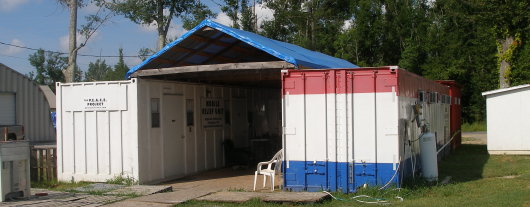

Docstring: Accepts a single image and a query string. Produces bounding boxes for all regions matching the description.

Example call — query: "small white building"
[482,84,530,155]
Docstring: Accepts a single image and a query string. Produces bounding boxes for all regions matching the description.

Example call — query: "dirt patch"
[461,131,487,145]
[498,175,519,179]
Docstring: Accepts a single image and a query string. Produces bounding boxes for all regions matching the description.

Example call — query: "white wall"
[283,92,399,165]
[486,87,530,154]
[398,95,450,174]
[56,80,139,182]
[136,79,280,184]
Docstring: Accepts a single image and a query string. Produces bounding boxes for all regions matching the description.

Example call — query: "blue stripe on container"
[283,160,412,193]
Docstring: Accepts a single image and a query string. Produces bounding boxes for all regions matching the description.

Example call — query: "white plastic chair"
[253,149,283,191]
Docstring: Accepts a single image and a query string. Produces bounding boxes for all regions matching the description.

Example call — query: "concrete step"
[196,191,330,203]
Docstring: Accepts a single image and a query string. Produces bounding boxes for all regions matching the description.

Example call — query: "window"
[186,99,194,126]
[418,91,425,103]
[430,92,436,103]
[151,98,160,128]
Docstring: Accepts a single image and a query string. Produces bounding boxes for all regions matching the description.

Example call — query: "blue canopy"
[126,19,358,78]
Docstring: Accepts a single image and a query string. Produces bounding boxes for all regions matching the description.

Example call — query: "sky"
[0,0,273,76]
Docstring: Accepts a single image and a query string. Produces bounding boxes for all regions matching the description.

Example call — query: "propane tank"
[420,132,438,182]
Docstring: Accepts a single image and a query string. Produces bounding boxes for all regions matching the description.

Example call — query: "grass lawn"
[462,122,487,132]
[180,144,530,207]
[31,180,92,192]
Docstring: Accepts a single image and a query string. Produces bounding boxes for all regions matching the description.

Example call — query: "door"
[231,98,248,148]
[162,94,185,179]
[0,93,15,125]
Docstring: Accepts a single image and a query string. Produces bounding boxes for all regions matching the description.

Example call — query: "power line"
[0,41,152,58]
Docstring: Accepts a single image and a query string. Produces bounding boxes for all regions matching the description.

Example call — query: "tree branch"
[163,3,177,36]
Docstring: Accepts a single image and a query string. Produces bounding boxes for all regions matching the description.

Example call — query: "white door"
[162,94,185,179]
[0,93,16,125]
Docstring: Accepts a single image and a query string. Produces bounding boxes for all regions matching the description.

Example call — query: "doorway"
[162,94,185,179]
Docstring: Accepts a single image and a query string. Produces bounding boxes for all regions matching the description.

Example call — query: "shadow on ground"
[160,168,255,185]
[403,144,490,188]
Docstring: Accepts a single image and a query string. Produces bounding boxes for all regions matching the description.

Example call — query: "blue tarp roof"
[126,19,358,78]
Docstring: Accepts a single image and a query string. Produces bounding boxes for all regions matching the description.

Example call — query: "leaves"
[27,49,82,90]
[182,1,216,30]
[258,0,528,122]
[104,0,195,49]
[28,49,67,87]
[84,59,112,81]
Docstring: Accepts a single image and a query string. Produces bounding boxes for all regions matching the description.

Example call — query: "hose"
[379,159,401,190]
[323,191,403,205]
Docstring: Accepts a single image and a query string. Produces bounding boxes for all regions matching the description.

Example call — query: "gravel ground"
[461,131,487,145]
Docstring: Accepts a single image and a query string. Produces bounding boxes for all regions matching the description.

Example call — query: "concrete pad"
[73,194,125,204]
[196,191,262,203]
[74,183,124,193]
[105,200,174,207]
[262,192,330,203]
[195,191,330,204]
[131,190,214,204]
[106,185,172,196]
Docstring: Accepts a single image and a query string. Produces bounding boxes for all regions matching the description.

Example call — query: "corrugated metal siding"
[0,63,55,142]
[281,68,452,192]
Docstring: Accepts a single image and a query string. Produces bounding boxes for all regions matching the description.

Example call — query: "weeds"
[106,173,138,186]
[461,121,486,132]
[31,180,92,191]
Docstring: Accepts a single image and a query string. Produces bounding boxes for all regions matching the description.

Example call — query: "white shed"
[482,84,530,155]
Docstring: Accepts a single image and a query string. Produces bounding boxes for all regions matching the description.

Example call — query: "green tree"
[510,31,530,86]
[478,0,529,88]
[182,1,216,30]
[219,0,256,32]
[28,49,67,90]
[138,47,154,61]
[221,0,241,28]
[104,0,195,50]
[240,0,256,32]
[58,0,111,82]
[105,48,130,80]
[335,0,384,66]
[85,59,112,81]
[262,0,351,52]
[421,0,497,122]
[27,49,82,91]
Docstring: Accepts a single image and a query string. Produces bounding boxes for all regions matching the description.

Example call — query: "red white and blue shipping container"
[281,66,460,192]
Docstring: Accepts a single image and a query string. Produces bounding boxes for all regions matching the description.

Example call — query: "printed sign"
[83,97,109,110]
[62,84,128,111]
[201,98,224,128]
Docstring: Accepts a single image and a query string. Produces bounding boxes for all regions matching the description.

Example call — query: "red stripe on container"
[282,67,398,95]
[282,67,450,98]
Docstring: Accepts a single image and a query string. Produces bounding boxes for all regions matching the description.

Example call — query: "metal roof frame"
[126,20,357,79]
